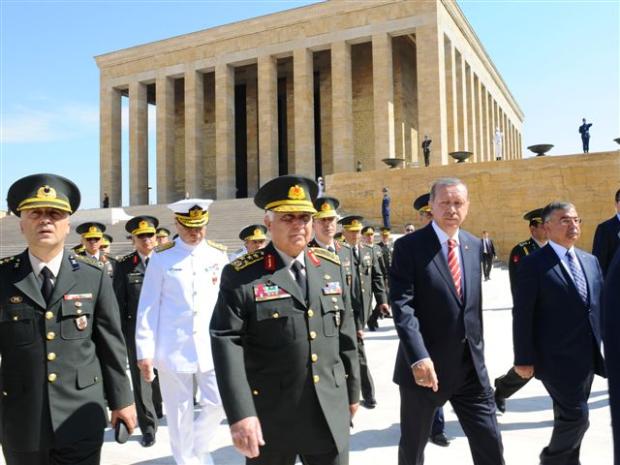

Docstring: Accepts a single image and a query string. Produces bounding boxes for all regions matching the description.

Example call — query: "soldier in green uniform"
[494,208,548,413]
[1,173,136,465]
[155,227,171,246]
[99,233,118,278]
[113,216,162,448]
[76,222,116,279]
[338,215,388,409]
[210,175,360,465]
[367,227,393,331]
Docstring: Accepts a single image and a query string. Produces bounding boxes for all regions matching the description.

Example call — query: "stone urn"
[382,157,405,169]
[527,144,554,156]
[614,137,620,145]
[449,151,473,163]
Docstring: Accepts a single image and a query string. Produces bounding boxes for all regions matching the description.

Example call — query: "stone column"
[215,63,236,199]
[455,51,468,152]
[475,75,485,162]
[185,65,205,198]
[258,55,279,185]
[331,40,353,173]
[416,23,448,165]
[293,47,316,178]
[372,33,395,168]
[490,98,497,160]
[100,82,122,206]
[466,64,476,160]
[444,38,458,155]
[156,73,175,203]
[129,81,148,205]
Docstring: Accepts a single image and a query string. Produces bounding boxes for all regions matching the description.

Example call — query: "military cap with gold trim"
[126,215,159,236]
[254,175,318,213]
[239,224,268,241]
[361,225,375,236]
[338,215,364,232]
[380,227,391,235]
[156,227,171,238]
[7,173,81,216]
[169,199,212,228]
[101,234,114,247]
[523,208,544,226]
[76,222,106,239]
[72,244,85,254]
[334,232,345,243]
[313,196,340,219]
[413,193,431,213]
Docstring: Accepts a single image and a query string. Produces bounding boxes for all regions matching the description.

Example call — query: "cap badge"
[88,226,98,234]
[351,219,361,227]
[138,220,148,229]
[288,185,306,200]
[253,228,262,237]
[36,185,57,200]
[189,207,203,218]
[321,202,330,212]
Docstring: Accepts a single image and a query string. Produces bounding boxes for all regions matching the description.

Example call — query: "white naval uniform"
[136,238,228,465]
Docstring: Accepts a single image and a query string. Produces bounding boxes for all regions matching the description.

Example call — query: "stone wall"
[326,151,620,261]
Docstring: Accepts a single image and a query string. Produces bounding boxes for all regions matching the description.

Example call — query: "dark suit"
[0,250,133,465]
[210,243,360,464]
[113,251,162,435]
[603,249,620,465]
[592,214,620,276]
[481,237,495,279]
[513,243,606,465]
[389,224,503,465]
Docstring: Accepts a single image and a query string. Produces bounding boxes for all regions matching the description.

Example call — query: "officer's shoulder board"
[311,247,341,265]
[0,255,19,268]
[73,254,104,269]
[117,252,135,263]
[155,241,176,253]
[340,242,351,249]
[231,250,265,271]
[207,240,228,252]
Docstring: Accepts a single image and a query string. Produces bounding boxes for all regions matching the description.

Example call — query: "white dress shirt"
[548,240,585,285]
[28,249,64,285]
[274,246,306,281]
[431,221,465,295]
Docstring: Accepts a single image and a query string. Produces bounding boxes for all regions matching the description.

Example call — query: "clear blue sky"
[1,0,618,210]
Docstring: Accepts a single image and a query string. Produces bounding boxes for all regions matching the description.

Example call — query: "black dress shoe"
[140,432,156,448]
[430,432,450,447]
[361,399,377,409]
[495,392,506,414]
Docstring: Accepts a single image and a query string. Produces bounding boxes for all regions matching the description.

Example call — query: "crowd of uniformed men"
[0,172,619,465]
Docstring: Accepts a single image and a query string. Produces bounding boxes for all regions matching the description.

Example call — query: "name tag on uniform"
[64,293,93,301]
[254,284,291,302]
[322,282,342,295]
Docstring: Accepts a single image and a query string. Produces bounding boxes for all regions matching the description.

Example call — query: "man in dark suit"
[480,231,496,280]
[1,173,136,465]
[390,177,504,465]
[513,201,606,465]
[592,188,620,276]
[603,249,620,464]
[113,215,163,448]
[210,175,360,465]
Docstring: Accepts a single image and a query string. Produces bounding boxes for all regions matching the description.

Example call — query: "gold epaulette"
[311,247,341,265]
[73,254,104,269]
[155,241,176,253]
[231,250,265,271]
[207,240,228,252]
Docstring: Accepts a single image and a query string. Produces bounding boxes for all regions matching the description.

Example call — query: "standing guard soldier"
[494,208,548,413]
[338,215,389,409]
[113,215,163,448]
[210,175,360,464]
[1,173,136,465]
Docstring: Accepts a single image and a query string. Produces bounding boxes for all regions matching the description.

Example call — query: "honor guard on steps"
[494,207,548,414]
[113,215,163,448]
[135,198,227,465]
[1,173,136,465]
[338,215,388,409]
[210,175,361,465]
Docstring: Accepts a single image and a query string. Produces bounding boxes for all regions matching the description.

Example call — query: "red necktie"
[447,239,462,300]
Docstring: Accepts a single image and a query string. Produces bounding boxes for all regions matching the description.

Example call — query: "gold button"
[311,353,318,363]
[334,305,339,310]
[94,376,99,382]
[307,309,314,318]
[47,352,56,361]
[309,331,317,340]
[252,389,259,396]
[272,312,280,319]
[75,301,82,308]
[313,375,320,383]
[2,391,7,396]
[331,297,337,303]
[12,315,18,321]
[76,309,82,315]
[45,311,54,320]
[48,373,57,383]
[46,331,56,341]
[324,274,331,280]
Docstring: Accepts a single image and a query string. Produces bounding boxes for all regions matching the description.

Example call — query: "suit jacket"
[592,215,620,276]
[513,244,606,383]
[0,250,132,451]
[481,238,496,256]
[389,224,490,397]
[210,243,360,454]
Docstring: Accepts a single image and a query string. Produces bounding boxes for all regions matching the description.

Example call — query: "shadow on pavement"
[350,423,400,451]
[498,420,554,431]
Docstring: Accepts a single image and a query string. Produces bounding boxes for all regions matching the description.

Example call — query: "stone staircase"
[0,198,265,259]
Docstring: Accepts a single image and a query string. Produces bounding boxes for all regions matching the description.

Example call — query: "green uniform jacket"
[0,250,133,451]
[210,243,360,455]
[113,251,146,337]
[349,244,388,330]
[508,238,541,297]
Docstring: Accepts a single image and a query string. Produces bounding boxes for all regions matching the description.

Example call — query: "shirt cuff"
[411,357,431,369]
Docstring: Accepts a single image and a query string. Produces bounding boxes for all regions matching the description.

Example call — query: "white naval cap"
[168,198,214,228]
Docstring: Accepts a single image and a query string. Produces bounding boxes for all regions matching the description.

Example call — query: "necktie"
[447,239,462,301]
[40,266,54,304]
[566,250,588,304]
[327,246,335,254]
[145,257,150,267]
[291,261,307,301]
[353,246,360,263]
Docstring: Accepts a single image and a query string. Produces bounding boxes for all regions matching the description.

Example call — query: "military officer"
[309,196,349,254]
[367,227,394,331]
[230,225,269,261]
[156,227,171,246]
[210,175,360,465]
[76,221,106,260]
[135,199,228,465]
[100,233,113,255]
[338,215,388,409]
[72,243,85,255]
[100,233,118,278]
[413,192,432,226]
[1,173,136,465]
[494,208,548,414]
[113,215,163,448]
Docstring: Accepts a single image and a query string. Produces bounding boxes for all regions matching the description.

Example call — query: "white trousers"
[158,369,223,465]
